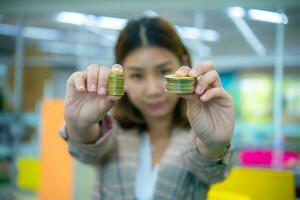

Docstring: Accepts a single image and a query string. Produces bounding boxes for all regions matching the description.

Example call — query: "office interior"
[0,0,299,199]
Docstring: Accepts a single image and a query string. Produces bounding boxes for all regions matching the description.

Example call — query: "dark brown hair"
[112,16,191,130]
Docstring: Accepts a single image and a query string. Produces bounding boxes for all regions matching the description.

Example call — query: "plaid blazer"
[60,115,232,200]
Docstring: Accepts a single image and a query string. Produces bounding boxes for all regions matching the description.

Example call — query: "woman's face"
[123,46,180,120]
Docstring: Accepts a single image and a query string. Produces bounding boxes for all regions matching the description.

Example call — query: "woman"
[61,16,235,199]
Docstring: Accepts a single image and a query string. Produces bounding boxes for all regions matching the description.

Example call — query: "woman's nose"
[145,76,164,96]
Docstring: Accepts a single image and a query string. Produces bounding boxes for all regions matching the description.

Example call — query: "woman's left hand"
[176,61,235,160]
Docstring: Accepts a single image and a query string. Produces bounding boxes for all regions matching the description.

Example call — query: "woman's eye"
[130,73,143,80]
[160,69,172,75]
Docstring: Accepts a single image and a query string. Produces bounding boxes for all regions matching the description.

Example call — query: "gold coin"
[165,74,196,94]
[108,71,124,96]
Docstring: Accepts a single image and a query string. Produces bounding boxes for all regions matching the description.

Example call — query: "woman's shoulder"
[170,127,193,147]
[109,115,141,146]
[172,127,192,136]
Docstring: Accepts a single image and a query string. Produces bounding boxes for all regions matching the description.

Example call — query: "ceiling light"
[248,9,288,24]
[227,7,246,18]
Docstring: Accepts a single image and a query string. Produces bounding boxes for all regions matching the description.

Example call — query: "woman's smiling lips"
[146,101,166,109]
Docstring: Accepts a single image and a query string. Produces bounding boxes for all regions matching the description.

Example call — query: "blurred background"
[0,0,299,199]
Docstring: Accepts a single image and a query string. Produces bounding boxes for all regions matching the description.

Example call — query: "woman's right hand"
[64,64,123,142]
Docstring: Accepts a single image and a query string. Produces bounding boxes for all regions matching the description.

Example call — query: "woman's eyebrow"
[126,67,143,71]
[126,60,172,71]
[155,60,172,69]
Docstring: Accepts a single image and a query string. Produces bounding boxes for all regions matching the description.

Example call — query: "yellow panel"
[209,167,295,200]
[17,157,40,192]
[208,190,251,200]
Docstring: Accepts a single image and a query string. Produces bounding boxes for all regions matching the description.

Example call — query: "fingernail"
[178,68,185,73]
[176,69,186,77]
[99,86,106,95]
[189,69,197,76]
[112,64,123,73]
[201,95,208,101]
[78,85,85,91]
[196,85,204,94]
[89,84,97,92]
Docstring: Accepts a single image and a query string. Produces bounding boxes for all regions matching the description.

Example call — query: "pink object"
[239,149,300,168]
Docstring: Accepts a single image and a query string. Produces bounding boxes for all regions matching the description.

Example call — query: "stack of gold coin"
[165,74,196,94]
[108,71,124,96]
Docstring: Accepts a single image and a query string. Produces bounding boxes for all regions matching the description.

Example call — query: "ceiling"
[0,0,300,70]
[1,0,300,14]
